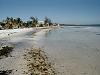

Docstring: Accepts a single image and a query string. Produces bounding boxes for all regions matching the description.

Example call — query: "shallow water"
[36,26,100,75]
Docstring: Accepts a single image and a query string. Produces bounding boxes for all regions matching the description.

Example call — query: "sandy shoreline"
[0,27,56,75]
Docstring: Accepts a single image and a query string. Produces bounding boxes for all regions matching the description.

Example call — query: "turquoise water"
[37,26,100,75]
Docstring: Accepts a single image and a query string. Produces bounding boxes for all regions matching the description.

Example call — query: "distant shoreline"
[60,24,100,26]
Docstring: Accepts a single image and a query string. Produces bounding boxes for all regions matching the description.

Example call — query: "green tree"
[30,16,38,27]
[16,18,23,28]
[4,17,13,29]
[26,21,32,27]
[44,17,52,26]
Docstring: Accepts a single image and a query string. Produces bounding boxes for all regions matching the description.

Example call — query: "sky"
[0,0,100,24]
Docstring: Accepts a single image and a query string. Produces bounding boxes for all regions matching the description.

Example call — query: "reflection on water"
[36,26,100,75]
[44,30,52,37]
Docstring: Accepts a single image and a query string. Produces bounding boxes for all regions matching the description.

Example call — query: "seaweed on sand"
[0,70,12,75]
[0,46,13,58]
[23,48,56,75]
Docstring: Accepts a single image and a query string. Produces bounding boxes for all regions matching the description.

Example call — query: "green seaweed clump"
[0,70,12,75]
[0,46,13,58]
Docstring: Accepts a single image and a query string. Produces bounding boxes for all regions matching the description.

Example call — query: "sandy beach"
[0,27,56,75]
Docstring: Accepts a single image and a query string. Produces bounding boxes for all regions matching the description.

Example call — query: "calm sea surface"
[36,26,100,75]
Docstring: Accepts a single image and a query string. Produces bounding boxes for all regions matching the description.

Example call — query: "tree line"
[0,16,52,29]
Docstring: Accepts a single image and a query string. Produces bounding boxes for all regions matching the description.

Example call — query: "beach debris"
[23,48,56,75]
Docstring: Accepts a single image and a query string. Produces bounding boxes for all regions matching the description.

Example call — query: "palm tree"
[44,17,52,27]
[16,18,23,28]
[26,21,32,27]
[4,17,13,29]
[30,16,38,27]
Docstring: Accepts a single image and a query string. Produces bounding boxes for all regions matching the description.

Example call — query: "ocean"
[36,26,100,75]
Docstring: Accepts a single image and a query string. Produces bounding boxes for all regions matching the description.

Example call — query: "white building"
[0,25,3,30]
[38,21,44,25]
[58,24,60,26]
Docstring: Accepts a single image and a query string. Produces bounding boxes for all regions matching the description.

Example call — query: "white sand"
[0,28,45,75]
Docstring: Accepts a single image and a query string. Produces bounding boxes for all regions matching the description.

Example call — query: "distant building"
[37,21,45,27]
[38,21,44,25]
[58,24,60,26]
[53,23,60,27]
[0,25,2,28]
